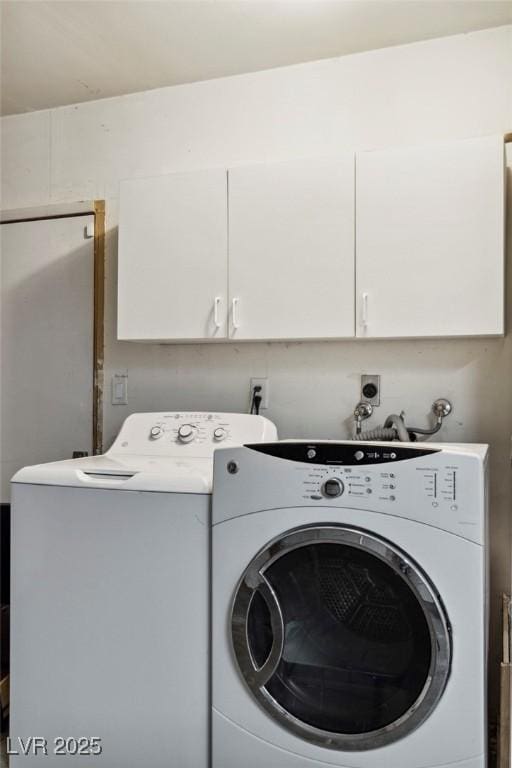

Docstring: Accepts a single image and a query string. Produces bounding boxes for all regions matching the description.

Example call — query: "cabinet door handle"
[361,292,369,330]
[232,298,240,330]
[213,296,222,329]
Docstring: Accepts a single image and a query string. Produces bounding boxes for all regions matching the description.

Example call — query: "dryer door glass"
[232,525,451,751]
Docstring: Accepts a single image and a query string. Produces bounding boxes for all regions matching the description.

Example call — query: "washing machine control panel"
[148,414,237,446]
[110,412,277,457]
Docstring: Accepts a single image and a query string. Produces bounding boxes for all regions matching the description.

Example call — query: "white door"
[228,156,355,340]
[118,169,228,341]
[356,135,505,338]
[0,215,94,502]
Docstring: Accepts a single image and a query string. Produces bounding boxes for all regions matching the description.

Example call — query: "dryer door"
[231,524,451,751]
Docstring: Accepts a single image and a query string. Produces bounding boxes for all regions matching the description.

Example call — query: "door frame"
[0,200,105,454]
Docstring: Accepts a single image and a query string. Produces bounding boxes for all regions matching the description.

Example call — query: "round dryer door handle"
[251,579,284,687]
[231,576,284,690]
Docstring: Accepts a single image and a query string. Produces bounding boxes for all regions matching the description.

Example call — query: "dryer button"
[322,478,344,498]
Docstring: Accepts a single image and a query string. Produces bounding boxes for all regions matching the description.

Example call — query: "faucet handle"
[354,402,373,435]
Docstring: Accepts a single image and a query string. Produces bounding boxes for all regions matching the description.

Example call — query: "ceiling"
[2,0,512,116]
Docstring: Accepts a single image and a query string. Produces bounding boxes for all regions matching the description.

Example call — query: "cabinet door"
[356,136,505,338]
[228,156,355,340]
[118,169,228,340]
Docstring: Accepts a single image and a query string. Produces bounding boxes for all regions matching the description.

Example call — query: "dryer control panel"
[109,412,277,457]
[246,441,465,510]
[301,465,399,504]
[296,463,459,509]
[246,441,438,465]
[217,440,488,543]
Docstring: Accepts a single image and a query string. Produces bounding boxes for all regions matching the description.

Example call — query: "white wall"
[2,25,512,723]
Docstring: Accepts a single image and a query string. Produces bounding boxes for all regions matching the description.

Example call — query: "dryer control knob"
[354,450,365,461]
[322,478,344,498]
[150,426,163,440]
[213,427,227,441]
[178,424,195,443]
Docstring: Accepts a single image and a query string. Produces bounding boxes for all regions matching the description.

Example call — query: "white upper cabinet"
[118,169,228,341]
[117,137,504,343]
[228,156,355,340]
[356,136,505,338]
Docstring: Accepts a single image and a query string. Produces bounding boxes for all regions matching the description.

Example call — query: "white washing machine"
[212,440,488,768]
[9,411,276,767]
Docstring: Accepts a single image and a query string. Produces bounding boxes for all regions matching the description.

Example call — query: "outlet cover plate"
[250,377,269,410]
[361,374,380,406]
[112,372,128,405]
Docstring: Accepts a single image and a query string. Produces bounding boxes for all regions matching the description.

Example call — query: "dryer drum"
[318,558,409,642]
[231,524,452,751]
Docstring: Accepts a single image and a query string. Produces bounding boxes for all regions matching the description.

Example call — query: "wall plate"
[112,372,128,405]
[361,374,380,406]
[250,377,269,409]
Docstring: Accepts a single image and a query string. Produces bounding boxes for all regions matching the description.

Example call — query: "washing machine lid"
[11,453,212,493]
[11,411,279,493]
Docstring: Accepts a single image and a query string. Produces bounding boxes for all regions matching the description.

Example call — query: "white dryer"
[212,440,488,768]
[10,411,276,767]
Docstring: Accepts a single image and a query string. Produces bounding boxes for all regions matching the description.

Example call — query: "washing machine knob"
[322,478,344,498]
[150,426,163,440]
[354,450,365,461]
[213,427,227,441]
[178,424,195,443]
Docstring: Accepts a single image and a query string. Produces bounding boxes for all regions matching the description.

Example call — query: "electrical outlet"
[361,374,380,406]
[250,378,269,410]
